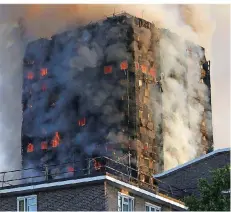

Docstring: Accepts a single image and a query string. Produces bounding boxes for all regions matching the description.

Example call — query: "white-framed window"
[145,202,161,211]
[17,195,37,212]
[118,192,134,211]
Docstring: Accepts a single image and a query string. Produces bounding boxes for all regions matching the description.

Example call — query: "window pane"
[151,207,155,211]
[123,204,129,211]
[18,200,24,212]
[123,197,128,203]
[128,198,132,211]
[25,198,27,211]
[27,197,36,206]
[118,195,122,211]
[146,206,150,211]
[27,204,37,212]
[27,197,37,212]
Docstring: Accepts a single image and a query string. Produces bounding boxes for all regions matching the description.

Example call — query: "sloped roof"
[154,148,230,178]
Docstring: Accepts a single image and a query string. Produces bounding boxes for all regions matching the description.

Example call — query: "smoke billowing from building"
[0,24,23,172]
[159,35,212,170]
[0,5,214,173]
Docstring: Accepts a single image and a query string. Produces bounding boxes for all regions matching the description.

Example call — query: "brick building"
[0,166,186,211]
[0,148,229,211]
[21,12,213,186]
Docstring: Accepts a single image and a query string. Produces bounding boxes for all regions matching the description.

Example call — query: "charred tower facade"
[21,13,213,183]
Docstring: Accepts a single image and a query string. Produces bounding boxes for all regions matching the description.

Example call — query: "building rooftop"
[0,156,185,209]
[154,148,230,178]
[152,148,230,198]
[0,172,186,210]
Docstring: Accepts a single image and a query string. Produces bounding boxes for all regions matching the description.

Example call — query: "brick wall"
[0,183,106,211]
[0,180,183,211]
[0,196,17,211]
[37,183,106,211]
[105,182,171,211]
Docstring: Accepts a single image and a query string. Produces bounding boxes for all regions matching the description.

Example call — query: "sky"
[210,5,230,149]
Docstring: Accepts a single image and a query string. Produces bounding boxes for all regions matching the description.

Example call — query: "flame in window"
[41,141,48,150]
[104,66,112,74]
[27,143,34,153]
[141,65,147,74]
[93,159,102,170]
[135,62,140,71]
[67,166,75,172]
[40,68,48,77]
[120,60,128,70]
[149,67,156,79]
[27,72,34,80]
[52,132,60,148]
[78,117,86,127]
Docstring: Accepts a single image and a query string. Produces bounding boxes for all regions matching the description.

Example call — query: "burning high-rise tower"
[21,12,213,184]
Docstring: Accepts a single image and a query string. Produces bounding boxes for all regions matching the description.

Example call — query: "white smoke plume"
[0,23,24,173]
[159,36,209,170]
[0,5,215,173]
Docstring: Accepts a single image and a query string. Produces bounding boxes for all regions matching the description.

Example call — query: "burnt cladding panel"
[23,38,51,66]
[21,15,137,176]
[132,19,165,175]
[22,38,52,168]
[96,16,136,162]
[89,16,137,176]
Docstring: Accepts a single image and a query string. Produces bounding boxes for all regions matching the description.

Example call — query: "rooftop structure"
[153,148,230,198]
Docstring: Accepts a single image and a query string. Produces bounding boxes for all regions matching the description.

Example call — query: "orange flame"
[67,166,75,172]
[141,65,147,74]
[104,65,112,74]
[149,67,156,78]
[27,72,34,80]
[120,60,128,70]
[27,143,34,152]
[52,132,60,148]
[41,141,48,150]
[135,62,140,71]
[93,159,102,170]
[78,117,86,126]
[40,68,48,77]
